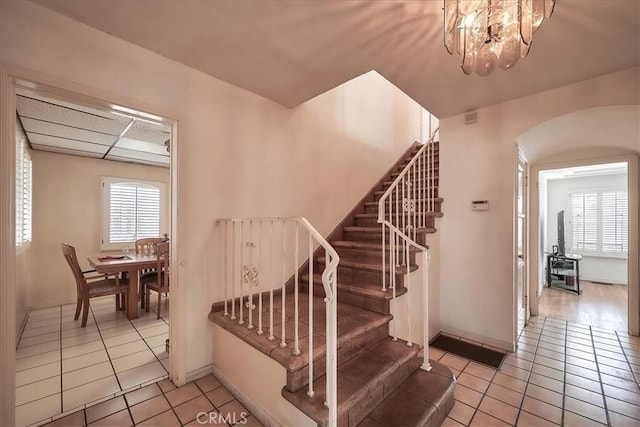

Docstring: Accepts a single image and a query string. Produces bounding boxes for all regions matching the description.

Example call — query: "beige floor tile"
[470,410,511,427]
[486,383,523,408]
[63,361,114,390]
[157,378,177,393]
[504,355,533,371]
[464,362,497,382]
[15,340,60,359]
[478,396,518,425]
[566,363,601,382]
[492,373,527,394]
[16,375,60,406]
[174,395,215,424]
[165,383,202,407]
[21,323,61,338]
[89,408,133,426]
[218,399,249,424]
[138,323,169,338]
[563,410,607,426]
[516,410,558,426]
[240,415,265,427]
[536,341,565,354]
[117,361,167,390]
[600,373,639,392]
[106,339,149,359]
[527,373,563,394]
[85,395,127,424]
[500,364,530,382]
[565,383,604,407]
[136,409,181,426]
[103,331,141,348]
[524,384,562,408]
[428,347,446,361]
[442,417,466,427]
[61,331,102,349]
[520,396,562,425]
[62,324,99,339]
[564,372,602,394]
[457,372,490,393]
[599,364,637,383]
[130,394,171,424]
[15,394,60,427]
[531,364,564,382]
[62,340,105,360]
[16,361,60,387]
[112,349,157,373]
[608,410,640,426]
[441,353,470,371]
[124,383,163,406]
[195,374,222,393]
[63,375,120,412]
[602,383,640,405]
[605,396,640,421]
[449,400,476,425]
[565,396,608,424]
[15,349,60,372]
[206,385,235,408]
[62,349,109,373]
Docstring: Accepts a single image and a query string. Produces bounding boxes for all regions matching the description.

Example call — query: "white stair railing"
[217,217,340,426]
[377,128,439,372]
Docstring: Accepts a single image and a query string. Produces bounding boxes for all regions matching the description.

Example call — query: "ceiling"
[16,91,171,167]
[32,0,640,118]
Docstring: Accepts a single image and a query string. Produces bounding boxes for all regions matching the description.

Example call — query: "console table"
[546,253,582,294]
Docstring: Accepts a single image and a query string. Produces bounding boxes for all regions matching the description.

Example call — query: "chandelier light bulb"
[444,0,555,76]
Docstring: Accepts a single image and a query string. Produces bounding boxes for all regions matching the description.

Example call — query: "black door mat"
[431,334,507,369]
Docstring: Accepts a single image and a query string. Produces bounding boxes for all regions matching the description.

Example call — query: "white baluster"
[280,222,287,348]
[421,250,432,371]
[231,221,237,321]
[223,221,228,316]
[293,221,300,356]
[307,234,315,397]
[269,221,275,341]
[257,221,264,335]
[239,221,244,325]
[406,240,413,347]
[248,221,254,330]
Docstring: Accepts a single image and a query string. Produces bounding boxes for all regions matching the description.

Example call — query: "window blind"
[15,136,32,246]
[602,191,628,253]
[108,182,161,243]
[571,192,597,252]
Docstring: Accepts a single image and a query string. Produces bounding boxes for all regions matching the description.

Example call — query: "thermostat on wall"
[471,200,489,211]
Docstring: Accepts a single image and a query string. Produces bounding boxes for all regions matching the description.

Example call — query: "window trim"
[101,176,166,250]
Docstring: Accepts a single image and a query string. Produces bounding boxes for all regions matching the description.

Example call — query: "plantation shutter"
[15,137,32,245]
[571,192,597,252]
[108,182,161,243]
[602,191,628,253]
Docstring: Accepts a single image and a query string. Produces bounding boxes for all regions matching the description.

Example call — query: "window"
[102,177,165,249]
[570,188,627,256]
[16,132,32,246]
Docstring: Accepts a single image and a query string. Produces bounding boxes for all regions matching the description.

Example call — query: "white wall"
[546,173,628,285]
[439,68,639,350]
[30,150,170,308]
[0,0,422,379]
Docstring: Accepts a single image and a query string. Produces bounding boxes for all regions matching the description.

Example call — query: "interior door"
[517,150,529,334]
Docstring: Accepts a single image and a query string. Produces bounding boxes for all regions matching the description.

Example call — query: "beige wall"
[30,150,170,308]
[439,68,640,350]
[0,1,422,378]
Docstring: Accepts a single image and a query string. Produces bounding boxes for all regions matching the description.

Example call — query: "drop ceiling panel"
[20,117,117,146]
[31,144,105,159]
[27,133,110,155]
[16,96,130,136]
[115,137,169,156]
[107,147,169,165]
[122,124,170,145]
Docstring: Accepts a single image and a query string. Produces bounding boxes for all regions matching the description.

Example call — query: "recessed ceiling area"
[541,162,628,181]
[16,90,171,168]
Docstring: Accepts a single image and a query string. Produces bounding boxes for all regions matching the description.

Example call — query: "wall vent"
[464,111,478,125]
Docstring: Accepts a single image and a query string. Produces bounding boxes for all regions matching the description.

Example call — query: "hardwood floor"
[538,280,628,332]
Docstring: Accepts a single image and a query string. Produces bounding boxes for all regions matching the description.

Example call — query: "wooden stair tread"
[343,226,437,235]
[331,240,428,251]
[365,198,443,207]
[353,213,442,220]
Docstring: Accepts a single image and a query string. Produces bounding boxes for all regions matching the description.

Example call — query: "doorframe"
[0,62,186,426]
[514,147,529,342]
[529,154,639,335]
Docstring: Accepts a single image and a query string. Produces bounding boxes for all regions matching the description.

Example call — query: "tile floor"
[18,309,640,426]
[15,295,170,427]
[440,316,640,427]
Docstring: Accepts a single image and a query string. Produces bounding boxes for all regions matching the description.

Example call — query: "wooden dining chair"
[135,237,165,308]
[61,243,129,327]
[145,241,169,319]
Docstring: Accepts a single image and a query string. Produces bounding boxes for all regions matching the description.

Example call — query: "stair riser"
[303,282,391,315]
[331,247,418,265]
[355,216,435,229]
[338,266,407,288]
[364,202,442,215]
[398,158,439,170]
[390,171,439,179]
[285,323,390,393]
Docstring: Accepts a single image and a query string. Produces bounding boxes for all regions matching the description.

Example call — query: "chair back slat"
[154,242,170,289]
[61,243,88,297]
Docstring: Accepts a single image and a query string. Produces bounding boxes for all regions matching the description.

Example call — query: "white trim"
[0,63,184,427]
[530,154,639,336]
[211,363,279,427]
[184,364,214,384]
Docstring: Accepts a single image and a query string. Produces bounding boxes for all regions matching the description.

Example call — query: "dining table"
[87,252,158,320]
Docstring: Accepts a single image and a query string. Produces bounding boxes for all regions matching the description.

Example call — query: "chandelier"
[444,0,555,76]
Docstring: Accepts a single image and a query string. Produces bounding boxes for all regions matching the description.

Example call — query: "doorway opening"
[537,162,629,331]
[12,81,176,426]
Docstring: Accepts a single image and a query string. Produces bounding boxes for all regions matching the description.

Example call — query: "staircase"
[209,138,454,426]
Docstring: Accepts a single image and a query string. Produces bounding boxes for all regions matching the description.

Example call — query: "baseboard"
[184,364,214,384]
[211,364,280,427]
[438,327,514,353]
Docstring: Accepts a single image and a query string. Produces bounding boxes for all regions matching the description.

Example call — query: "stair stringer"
[211,323,315,427]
